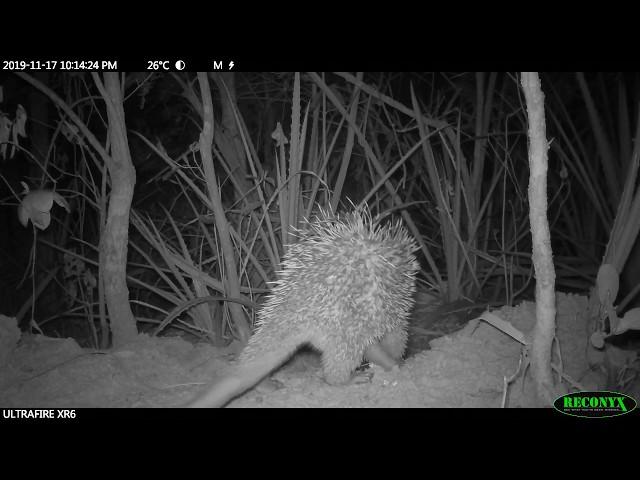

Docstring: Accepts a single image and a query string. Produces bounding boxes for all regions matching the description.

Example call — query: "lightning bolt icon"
[229,61,234,70]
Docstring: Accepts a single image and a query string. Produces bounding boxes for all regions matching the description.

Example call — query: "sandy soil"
[1,293,638,408]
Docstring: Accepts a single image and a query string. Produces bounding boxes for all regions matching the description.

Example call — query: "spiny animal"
[188,207,419,407]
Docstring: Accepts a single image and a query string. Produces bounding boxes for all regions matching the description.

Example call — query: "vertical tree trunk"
[520,72,558,405]
[97,73,138,346]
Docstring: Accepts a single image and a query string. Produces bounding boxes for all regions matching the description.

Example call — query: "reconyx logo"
[554,391,637,418]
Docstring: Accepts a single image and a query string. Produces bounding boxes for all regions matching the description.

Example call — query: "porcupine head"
[238,206,420,386]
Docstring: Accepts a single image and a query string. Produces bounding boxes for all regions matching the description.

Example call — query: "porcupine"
[188,207,419,407]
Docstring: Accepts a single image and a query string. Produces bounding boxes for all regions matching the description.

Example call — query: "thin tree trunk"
[521,72,558,405]
[95,73,138,346]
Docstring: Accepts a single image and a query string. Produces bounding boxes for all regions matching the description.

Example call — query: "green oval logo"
[554,391,637,418]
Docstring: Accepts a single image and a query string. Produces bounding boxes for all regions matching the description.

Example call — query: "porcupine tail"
[187,329,306,408]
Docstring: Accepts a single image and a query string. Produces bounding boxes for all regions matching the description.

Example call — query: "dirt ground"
[1,292,638,408]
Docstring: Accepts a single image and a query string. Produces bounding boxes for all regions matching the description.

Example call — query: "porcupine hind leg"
[319,339,399,387]
[378,322,409,362]
[317,329,406,386]
[363,341,399,370]
[319,339,367,385]
[361,324,409,371]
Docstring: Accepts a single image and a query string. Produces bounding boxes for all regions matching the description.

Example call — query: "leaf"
[51,191,71,212]
[19,206,50,230]
[10,118,20,158]
[473,311,528,345]
[613,308,640,335]
[0,115,11,160]
[590,331,606,349]
[596,263,619,304]
[17,189,70,230]
[271,122,288,146]
[15,104,27,137]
